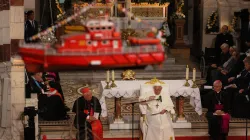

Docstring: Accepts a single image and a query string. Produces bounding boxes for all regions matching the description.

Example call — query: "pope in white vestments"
[139,83,175,140]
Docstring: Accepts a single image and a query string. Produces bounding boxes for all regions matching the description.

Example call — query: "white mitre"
[154,82,162,86]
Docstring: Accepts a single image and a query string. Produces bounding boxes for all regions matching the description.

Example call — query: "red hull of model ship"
[19,48,165,72]
[20,18,166,72]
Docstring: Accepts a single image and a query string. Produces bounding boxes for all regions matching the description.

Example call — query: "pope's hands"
[149,96,156,101]
[87,116,97,122]
[160,109,167,114]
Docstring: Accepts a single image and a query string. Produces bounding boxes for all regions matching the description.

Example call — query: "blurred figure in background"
[25,10,39,43]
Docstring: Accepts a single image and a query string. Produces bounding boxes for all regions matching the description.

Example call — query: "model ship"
[19,17,165,72]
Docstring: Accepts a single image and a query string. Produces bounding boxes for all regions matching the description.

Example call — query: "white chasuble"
[139,91,175,140]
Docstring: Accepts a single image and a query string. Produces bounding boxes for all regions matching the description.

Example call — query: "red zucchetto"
[80,87,90,95]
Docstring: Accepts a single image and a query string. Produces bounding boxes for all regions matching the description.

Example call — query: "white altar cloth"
[99,80,202,117]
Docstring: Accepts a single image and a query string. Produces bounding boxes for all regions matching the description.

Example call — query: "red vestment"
[91,120,103,140]
[84,108,103,140]
[48,88,63,101]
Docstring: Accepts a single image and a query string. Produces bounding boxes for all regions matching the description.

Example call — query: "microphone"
[157,96,162,102]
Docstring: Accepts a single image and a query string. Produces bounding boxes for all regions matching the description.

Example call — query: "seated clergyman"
[72,87,103,140]
[139,82,175,140]
[205,80,230,140]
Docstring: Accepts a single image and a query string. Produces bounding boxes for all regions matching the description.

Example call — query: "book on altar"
[94,112,100,119]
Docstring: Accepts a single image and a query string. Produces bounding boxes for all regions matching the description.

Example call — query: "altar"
[99,80,202,129]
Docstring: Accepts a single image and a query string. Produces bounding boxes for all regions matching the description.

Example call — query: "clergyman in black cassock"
[214,25,234,61]
[205,80,230,140]
[72,87,102,140]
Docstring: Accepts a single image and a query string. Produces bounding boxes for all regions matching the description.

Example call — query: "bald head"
[221,43,229,54]
[213,80,222,92]
[244,56,250,71]
[221,25,228,34]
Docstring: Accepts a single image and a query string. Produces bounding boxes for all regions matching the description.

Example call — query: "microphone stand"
[246,95,250,140]
[246,117,248,140]
[107,96,162,140]
[125,98,161,140]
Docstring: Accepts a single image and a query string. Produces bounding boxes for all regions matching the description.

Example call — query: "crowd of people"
[25,71,103,140]
[203,22,250,140]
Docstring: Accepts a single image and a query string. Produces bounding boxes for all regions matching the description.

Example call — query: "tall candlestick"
[107,70,110,82]
[112,70,115,81]
[186,65,189,80]
[193,68,196,81]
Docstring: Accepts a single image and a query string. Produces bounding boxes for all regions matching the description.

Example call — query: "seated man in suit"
[25,72,45,98]
[225,56,250,113]
[25,72,67,121]
[210,50,239,83]
[219,53,246,85]
[206,43,231,85]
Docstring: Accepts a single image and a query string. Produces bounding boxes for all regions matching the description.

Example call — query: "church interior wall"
[202,0,250,50]
[201,0,218,51]
[24,0,40,22]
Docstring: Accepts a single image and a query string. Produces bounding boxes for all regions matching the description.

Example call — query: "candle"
[186,65,189,80]
[193,68,196,81]
[106,70,110,82]
[112,70,115,81]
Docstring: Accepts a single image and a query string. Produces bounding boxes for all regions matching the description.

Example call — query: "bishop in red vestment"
[72,87,103,140]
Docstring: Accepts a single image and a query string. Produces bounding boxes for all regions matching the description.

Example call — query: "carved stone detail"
[132,8,163,17]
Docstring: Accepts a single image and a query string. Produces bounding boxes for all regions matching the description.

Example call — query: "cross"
[156,103,159,108]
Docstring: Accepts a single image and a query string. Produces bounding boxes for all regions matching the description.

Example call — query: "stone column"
[11,57,26,140]
[0,0,11,62]
[26,94,38,140]
[0,62,12,140]
[10,0,25,56]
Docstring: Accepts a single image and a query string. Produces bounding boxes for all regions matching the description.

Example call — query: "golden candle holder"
[110,80,117,88]
[191,80,198,88]
[183,79,190,87]
[104,81,111,89]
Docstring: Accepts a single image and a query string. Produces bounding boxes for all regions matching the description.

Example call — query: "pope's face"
[153,86,162,95]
